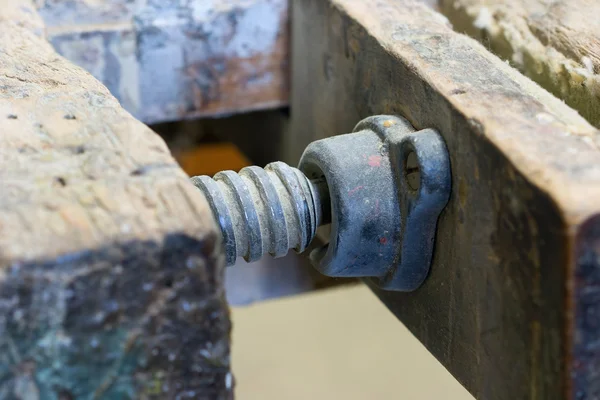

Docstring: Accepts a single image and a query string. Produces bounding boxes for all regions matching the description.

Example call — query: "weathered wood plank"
[286,0,600,398]
[0,2,231,398]
[439,0,600,128]
[36,0,289,124]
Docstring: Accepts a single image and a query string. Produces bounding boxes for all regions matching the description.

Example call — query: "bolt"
[192,162,330,266]
[191,115,450,292]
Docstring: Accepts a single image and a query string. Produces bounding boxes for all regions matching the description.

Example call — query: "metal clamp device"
[192,115,451,291]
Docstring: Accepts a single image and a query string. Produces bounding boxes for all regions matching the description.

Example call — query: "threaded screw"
[191,162,329,266]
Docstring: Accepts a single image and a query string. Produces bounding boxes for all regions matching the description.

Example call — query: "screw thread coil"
[191,162,325,266]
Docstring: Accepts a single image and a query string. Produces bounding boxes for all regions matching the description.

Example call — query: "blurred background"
[153,110,473,400]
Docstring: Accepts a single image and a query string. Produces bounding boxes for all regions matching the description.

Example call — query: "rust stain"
[43,1,290,124]
[183,47,288,120]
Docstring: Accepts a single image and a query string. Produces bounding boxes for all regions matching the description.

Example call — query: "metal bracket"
[193,115,451,291]
[299,115,451,291]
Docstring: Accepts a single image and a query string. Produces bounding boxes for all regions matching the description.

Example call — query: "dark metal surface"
[300,115,451,291]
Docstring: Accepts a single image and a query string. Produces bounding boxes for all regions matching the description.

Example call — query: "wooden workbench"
[2,0,600,398]
[286,0,600,399]
[0,2,230,398]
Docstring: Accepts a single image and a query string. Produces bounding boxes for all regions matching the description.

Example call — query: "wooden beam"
[439,0,600,128]
[0,2,230,398]
[286,0,600,398]
[36,0,289,124]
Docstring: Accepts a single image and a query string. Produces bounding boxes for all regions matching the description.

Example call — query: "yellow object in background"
[177,143,251,177]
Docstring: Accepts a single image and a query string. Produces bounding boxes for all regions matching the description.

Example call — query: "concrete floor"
[231,285,473,399]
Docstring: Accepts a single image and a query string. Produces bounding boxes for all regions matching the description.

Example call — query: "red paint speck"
[348,185,364,196]
[379,237,387,245]
[368,155,382,167]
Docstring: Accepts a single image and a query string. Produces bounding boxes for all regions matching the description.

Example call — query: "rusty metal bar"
[38,0,289,124]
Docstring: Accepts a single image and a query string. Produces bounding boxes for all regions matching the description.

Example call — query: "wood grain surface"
[439,0,600,128]
[0,2,231,398]
[287,0,600,398]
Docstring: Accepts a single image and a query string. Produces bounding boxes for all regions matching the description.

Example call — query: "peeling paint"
[223,2,282,58]
[37,0,289,124]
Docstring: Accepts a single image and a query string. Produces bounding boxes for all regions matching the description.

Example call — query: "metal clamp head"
[299,115,451,291]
